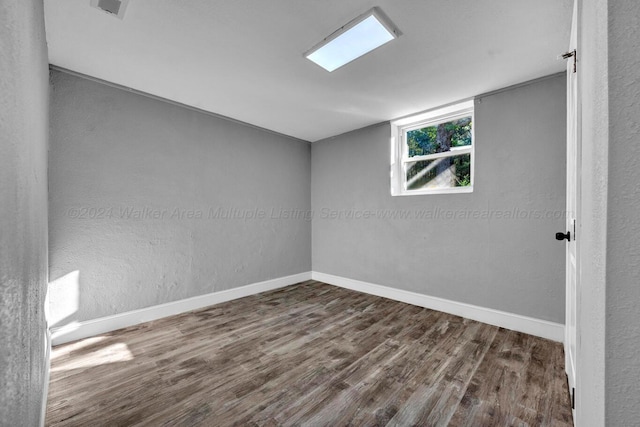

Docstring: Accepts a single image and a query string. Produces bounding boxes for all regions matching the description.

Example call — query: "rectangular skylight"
[305,8,399,72]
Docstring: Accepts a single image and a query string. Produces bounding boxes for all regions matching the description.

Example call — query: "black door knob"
[556,231,571,241]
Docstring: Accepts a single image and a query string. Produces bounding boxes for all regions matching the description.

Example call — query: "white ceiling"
[44,0,573,142]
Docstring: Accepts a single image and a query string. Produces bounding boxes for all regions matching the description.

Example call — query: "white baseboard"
[311,272,564,342]
[50,271,563,345]
[51,272,312,346]
[40,328,50,427]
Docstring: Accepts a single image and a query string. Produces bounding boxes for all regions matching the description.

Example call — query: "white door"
[563,1,580,408]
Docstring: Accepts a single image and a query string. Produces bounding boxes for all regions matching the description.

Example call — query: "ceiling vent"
[90,0,129,19]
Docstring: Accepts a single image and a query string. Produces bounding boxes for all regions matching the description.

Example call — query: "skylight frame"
[304,7,401,72]
[90,0,130,20]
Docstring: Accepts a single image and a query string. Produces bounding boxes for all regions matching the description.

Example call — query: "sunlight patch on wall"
[48,270,80,329]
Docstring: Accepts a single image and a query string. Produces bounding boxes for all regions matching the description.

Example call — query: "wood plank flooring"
[46,281,573,426]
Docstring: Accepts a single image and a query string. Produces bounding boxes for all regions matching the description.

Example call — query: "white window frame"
[390,100,475,196]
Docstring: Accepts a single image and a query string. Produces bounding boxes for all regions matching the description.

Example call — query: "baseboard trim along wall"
[311,272,564,342]
[40,328,51,427]
[50,272,312,346]
[50,270,563,346]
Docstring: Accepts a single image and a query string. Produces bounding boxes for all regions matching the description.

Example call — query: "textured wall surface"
[49,70,311,323]
[0,0,50,425]
[605,0,640,423]
[576,0,608,423]
[312,75,567,323]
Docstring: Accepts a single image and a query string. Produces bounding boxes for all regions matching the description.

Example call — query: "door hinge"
[560,49,577,73]
[571,387,575,409]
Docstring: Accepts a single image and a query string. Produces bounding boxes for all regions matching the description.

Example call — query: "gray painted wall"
[605,0,640,423]
[576,0,608,423]
[49,70,311,323]
[312,75,567,323]
[0,0,50,425]
[578,0,640,423]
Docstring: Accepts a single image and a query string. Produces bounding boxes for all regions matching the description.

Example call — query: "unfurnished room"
[1,0,639,426]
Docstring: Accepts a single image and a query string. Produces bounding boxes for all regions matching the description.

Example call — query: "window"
[391,100,474,196]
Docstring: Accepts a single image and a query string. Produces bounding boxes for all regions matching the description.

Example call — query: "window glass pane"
[406,153,471,190]
[406,116,472,158]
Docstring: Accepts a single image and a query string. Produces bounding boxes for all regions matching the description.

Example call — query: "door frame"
[564,0,581,416]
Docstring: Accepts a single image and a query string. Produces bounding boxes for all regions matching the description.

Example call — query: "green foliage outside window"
[406,117,472,187]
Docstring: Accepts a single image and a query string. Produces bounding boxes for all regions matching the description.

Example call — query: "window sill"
[391,186,474,197]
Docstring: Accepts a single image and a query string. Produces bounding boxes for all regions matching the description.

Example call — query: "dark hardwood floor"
[46,280,573,426]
